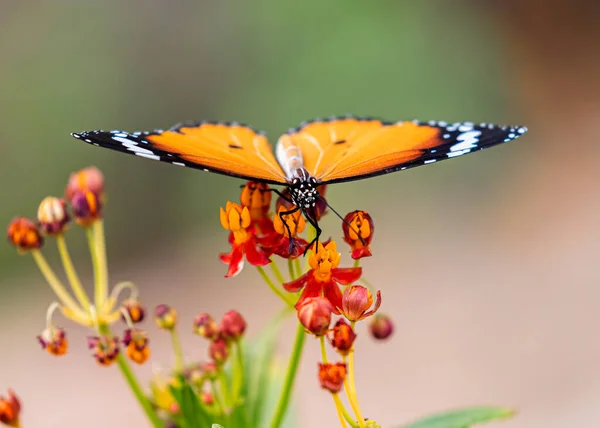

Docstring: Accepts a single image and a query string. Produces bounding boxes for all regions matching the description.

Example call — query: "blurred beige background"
[2,1,600,427]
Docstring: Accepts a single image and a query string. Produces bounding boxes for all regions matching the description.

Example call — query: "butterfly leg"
[301,208,322,257]
[278,206,300,253]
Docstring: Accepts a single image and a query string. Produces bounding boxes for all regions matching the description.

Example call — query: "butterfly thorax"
[289,168,319,210]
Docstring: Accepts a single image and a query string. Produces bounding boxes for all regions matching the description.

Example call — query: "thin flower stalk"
[170,329,185,372]
[256,266,296,307]
[56,234,91,311]
[343,326,366,428]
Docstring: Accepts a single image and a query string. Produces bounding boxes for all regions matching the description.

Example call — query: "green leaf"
[400,406,515,428]
[168,374,214,428]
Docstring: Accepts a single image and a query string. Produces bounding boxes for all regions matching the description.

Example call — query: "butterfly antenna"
[322,198,366,246]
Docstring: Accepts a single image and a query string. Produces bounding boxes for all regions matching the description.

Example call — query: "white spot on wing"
[172,162,185,167]
[136,152,160,160]
[113,136,158,156]
[424,159,437,164]
[449,130,482,152]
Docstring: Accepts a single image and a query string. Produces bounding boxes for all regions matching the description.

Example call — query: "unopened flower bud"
[369,314,394,340]
[329,319,356,356]
[193,313,218,340]
[37,326,68,356]
[37,197,70,235]
[318,362,347,393]
[7,217,43,251]
[71,190,102,226]
[201,392,214,405]
[0,389,21,427]
[219,310,246,341]
[121,298,145,324]
[123,329,150,364]
[342,210,374,259]
[209,338,229,365]
[297,297,332,336]
[65,166,104,201]
[341,285,381,322]
[87,335,120,366]
[154,304,177,330]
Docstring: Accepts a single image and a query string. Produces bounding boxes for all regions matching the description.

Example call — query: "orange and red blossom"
[341,285,381,322]
[318,362,347,393]
[7,217,43,251]
[297,297,332,336]
[193,313,219,340]
[87,335,120,366]
[65,166,104,201]
[329,319,356,355]
[220,310,246,341]
[70,190,102,226]
[370,313,394,340]
[37,197,70,235]
[0,389,20,427]
[37,326,68,356]
[342,210,374,259]
[260,206,308,259]
[123,329,150,364]
[283,241,362,314]
[240,181,272,222]
[219,201,270,278]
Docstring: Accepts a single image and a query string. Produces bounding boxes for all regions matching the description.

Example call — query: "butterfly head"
[289,175,319,210]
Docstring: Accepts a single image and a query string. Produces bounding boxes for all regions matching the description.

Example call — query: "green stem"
[56,234,91,311]
[218,369,232,408]
[99,325,162,427]
[269,322,306,428]
[257,266,295,307]
[287,259,295,281]
[211,380,226,416]
[231,340,244,403]
[170,329,185,372]
[333,393,360,428]
[270,261,286,285]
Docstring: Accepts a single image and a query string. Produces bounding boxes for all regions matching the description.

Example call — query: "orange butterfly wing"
[282,117,526,184]
[72,122,287,184]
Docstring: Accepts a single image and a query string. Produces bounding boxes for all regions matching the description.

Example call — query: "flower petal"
[361,290,382,319]
[244,239,270,267]
[283,271,312,292]
[332,267,362,285]
[323,282,344,315]
[225,246,245,278]
[351,247,372,260]
[294,279,322,309]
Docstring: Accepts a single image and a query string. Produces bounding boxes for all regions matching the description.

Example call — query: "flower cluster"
[6,167,149,368]
[218,181,395,427]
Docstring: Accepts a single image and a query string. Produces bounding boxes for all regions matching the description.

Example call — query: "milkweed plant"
[2,167,516,428]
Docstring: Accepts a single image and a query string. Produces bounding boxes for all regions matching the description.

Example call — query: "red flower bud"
[0,389,21,427]
[70,190,102,226]
[7,217,43,251]
[340,285,381,322]
[65,166,104,201]
[201,392,214,405]
[369,314,394,340]
[37,327,68,356]
[318,362,347,393]
[154,304,177,330]
[342,210,374,259]
[297,297,333,336]
[193,313,219,340]
[209,338,229,365]
[37,197,70,235]
[328,319,356,356]
[219,310,246,341]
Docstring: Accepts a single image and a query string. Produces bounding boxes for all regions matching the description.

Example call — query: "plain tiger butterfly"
[72,116,527,244]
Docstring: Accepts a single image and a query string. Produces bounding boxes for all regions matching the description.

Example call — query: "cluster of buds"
[193,310,247,366]
[7,166,151,368]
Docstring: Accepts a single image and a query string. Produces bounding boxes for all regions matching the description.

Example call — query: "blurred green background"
[2,1,600,427]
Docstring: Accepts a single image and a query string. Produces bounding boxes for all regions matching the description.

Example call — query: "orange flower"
[65,166,104,201]
[87,335,119,366]
[219,201,270,277]
[37,327,68,356]
[121,298,145,324]
[240,181,272,222]
[283,241,361,314]
[342,210,374,259]
[7,217,43,251]
[123,329,150,365]
[0,389,20,427]
[318,362,347,393]
[328,319,356,355]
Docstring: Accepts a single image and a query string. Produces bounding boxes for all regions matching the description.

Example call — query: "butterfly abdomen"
[276,134,307,182]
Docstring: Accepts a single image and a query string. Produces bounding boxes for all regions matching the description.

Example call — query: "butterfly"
[72,116,527,246]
